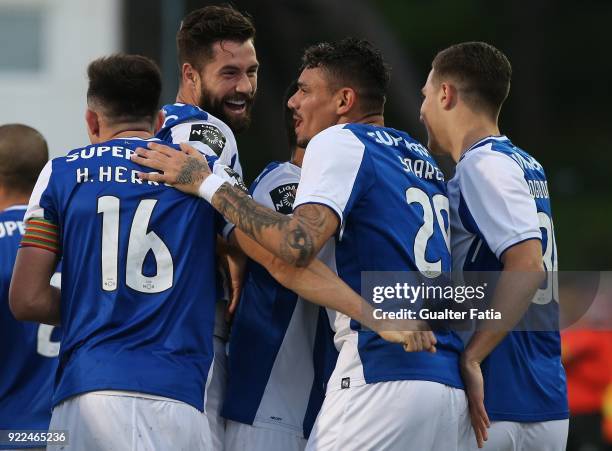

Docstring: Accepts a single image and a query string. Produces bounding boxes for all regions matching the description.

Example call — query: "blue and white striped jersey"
[448,135,568,421]
[294,123,464,392]
[222,161,338,439]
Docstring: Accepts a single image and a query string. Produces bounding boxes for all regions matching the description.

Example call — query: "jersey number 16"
[97,196,174,294]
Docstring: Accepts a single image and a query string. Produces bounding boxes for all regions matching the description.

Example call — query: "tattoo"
[176,157,208,186]
[213,184,335,267]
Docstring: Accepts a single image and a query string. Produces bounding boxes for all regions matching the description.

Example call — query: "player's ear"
[336,87,356,116]
[440,81,457,110]
[182,63,199,87]
[154,110,164,134]
[85,109,100,141]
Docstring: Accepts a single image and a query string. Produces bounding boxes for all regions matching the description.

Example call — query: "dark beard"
[198,90,253,134]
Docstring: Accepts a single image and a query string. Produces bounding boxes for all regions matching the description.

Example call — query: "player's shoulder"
[158,103,236,158]
[339,123,435,161]
[0,205,27,222]
[460,135,544,175]
[250,161,300,195]
[161,102,208,125]
[251,161,300,213]
[305,124,365,159]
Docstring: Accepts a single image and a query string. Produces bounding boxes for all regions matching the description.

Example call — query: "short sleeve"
[293,125,370,225]
[22,160,61,254]
[458,150,541,259]
[25,160,57,223]
[250,165,300,214]
[169,119,242,178]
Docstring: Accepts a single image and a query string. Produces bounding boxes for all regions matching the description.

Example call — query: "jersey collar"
[2,204,28,212]
[460,135,508,161]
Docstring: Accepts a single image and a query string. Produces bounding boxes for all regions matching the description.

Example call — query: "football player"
[154,8,258,447]
[133,38,471,450]
[0,124,60,451]
[420,41,569,450]
[9,54,236,450]
[222,81,337,451]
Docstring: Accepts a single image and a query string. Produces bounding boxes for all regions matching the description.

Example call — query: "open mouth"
[294,116,302,130]
[224,99,247,114]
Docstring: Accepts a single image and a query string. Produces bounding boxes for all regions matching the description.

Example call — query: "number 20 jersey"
[24,137,222,411]
[448,135,568,421]
[293,123,464,392]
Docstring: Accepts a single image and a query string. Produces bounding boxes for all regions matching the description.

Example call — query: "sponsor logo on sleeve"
[269,183,298,214]
[223,167,248,193]
[189,124,226,156]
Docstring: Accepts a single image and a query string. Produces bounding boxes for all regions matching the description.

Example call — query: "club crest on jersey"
[189,124,226,156]
[269,183,297,214]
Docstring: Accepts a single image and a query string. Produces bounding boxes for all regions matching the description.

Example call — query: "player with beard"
[133,38,470,450]
[154,5,258,450]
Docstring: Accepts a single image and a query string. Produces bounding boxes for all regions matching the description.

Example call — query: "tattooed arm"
[132,142,338,266]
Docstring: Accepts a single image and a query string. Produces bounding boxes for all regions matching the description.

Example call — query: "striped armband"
[20,218,60,254]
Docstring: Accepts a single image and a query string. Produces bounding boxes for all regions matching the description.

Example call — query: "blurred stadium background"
[0,1,610,449]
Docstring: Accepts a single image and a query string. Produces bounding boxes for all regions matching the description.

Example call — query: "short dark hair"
[87,54,161,125]
[432,42,512,118]
[0,124,48,194]
[283,79,299,149]
[300,37,390,114]
[177,5,255,71]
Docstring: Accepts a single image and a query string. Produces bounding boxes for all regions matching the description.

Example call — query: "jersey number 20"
[406,187,450,277]
[97,196,173,294]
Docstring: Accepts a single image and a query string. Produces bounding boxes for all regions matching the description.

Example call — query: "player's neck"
[99,124,154,142]
[451,117,500,162]
[339,111,384,127]
[176,86,196,106]
[0,189,30,211]
[291,146,306,167]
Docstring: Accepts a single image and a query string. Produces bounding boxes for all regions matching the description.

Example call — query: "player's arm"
[229,228,436,353]
[9,160,63,326]
[457,151,546,447]
[10,245,61,326]
[132,143,338,267]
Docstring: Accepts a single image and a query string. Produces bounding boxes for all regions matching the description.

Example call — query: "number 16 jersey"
[23,137,223,411]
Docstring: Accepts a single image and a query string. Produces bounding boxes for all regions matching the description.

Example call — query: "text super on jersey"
[25,137,222,411]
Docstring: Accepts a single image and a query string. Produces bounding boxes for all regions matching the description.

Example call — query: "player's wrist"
[198,173,225,202]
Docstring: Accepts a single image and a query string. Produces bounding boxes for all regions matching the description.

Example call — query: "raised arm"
[132,142,338,267]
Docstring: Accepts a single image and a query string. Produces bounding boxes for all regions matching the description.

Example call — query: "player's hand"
[377,320,437,352]
[460,354,490,448]
[225,248,247,322]
[132,142,211,195]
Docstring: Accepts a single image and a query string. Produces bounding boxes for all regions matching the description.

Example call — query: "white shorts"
[225,420,307,451]
[481,419,568,451]
[306,380,471,451]
[206,335,228,451]
[47,391,211,451]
